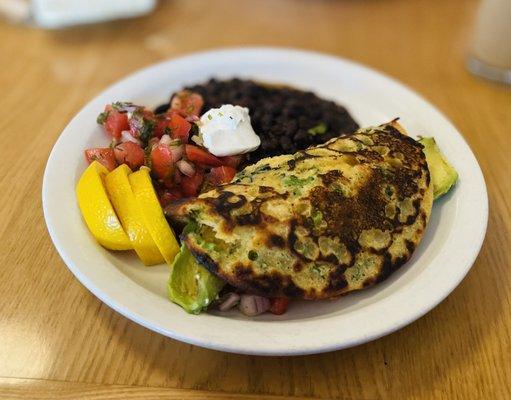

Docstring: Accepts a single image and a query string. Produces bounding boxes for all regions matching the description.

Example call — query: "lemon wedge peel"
[129,167,180,265]
[76,161,132,250]
[105,164,165,266]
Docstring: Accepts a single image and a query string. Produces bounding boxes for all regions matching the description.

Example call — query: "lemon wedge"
[76,161,132,250]
[105,165,165,265]
[129,167,180,264]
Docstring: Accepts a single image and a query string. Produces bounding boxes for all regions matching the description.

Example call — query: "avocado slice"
[168,241,225,315]
[419,137,458,199]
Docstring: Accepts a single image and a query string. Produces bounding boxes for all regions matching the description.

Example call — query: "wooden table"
[1,0,510,398]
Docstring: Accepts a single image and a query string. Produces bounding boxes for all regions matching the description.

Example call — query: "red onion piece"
[239,295,270,316]
[147,137,159,150]
[159,134,172,146]
[218,293,241,311]
[121,130,142,145]
[186,115,200,123]
[174,169,182,184]
[176,159,195,177]
[169,144,184,161]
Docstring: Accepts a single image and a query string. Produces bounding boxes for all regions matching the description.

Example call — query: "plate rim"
[42,46,488,356]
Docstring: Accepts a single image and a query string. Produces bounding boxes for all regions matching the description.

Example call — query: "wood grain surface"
[1,0,510,399]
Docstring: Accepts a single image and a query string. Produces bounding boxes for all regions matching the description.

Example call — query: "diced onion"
[169,144,184,161]
[218,293,241,311]
[186,115,200,123]
[176,159,195,177]
[239,295,270,316]
[121,130,141,145]
[160,134,172,146]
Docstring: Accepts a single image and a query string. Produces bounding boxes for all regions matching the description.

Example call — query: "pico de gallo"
[85,91,243,208]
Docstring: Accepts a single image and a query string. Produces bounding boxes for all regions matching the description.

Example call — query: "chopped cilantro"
[96,111,109,125]
[254,164,271,173]
[312,210,323,226]
[111,101,135,112]
[207,114,213,120]
[190,123,199,135]
[284,175,314,187]
[182,222,198,235]
[284,175,315,196]
[307,122,327,136]
[140,118,155,142]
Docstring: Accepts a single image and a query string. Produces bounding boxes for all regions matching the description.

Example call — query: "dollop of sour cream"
[199,104,261,157]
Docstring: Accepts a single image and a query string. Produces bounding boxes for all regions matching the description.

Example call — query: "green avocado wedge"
[168,241,225,315]
[419,137,458,199]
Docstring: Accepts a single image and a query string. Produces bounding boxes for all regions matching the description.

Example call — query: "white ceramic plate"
[42,48,488,356]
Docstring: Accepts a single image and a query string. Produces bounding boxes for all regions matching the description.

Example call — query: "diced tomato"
[154,116,169,138]
[219,155,243,169]
[153,113,191,142]
[168,113,191,142]
[185,145,222,167]
[170,90,204,117]
[150,144,174,179]
[209,166,237,185]
[113,142,145,170]
[85,147,117,171]
[99,105,129,141]
[181,169,204,197]
[269,298,290,315]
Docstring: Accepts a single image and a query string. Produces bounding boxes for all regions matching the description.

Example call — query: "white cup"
[467,0,511,84]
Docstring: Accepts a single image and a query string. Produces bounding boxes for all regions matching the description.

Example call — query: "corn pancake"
[166,121,433,299]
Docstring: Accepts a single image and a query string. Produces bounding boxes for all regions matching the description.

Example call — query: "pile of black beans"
[156,78,359,164]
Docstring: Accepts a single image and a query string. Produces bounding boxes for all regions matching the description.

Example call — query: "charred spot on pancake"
[282,280,305,298]
[309,169,396,251]
[234,263,253,279]
[320,170,344,186]
[322,254,339,264]
[293,262,303,272]
[354,148,383,163]
[236,212,262,225]
[376,252,393,282]
[287,158,296,170]
[188,245,219,273]
[293,151,317,163]
[424,167,431,186]
[268,234,285,248]
[324,265,348,293]
[232,268,306,298]
[419,210,428,224]
[258,185,275,193]
[405,239,415,254]
[362,276,378,288]
[214,191,247,216]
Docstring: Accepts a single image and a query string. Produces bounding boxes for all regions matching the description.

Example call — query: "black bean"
[180,79,359,165]
[153,102,170,114]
